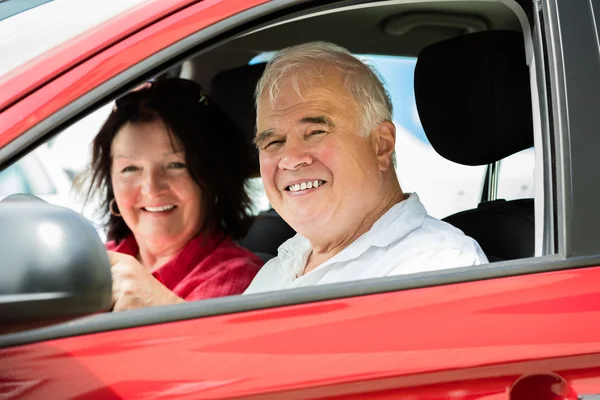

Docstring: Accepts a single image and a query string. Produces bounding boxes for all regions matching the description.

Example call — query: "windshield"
[0,0,54,22]
[0,0,150,79]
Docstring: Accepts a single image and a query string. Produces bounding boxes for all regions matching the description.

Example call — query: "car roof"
[0,0,194,112]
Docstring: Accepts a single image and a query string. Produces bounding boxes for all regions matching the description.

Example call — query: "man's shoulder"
[373,202,486,260]
[399,214,488,262]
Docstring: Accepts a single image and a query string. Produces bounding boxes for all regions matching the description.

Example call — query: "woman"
[86,78,263,311]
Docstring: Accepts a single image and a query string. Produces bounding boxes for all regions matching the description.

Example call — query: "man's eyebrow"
[253,129,275,147]
[253,116,333,147]
[300,115,335,127]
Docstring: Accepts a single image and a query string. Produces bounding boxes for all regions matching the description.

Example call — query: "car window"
[0,163,32,197]
[1,50,536,234]
[19,153,56,195]
[247,177,270,215]
[497,148,535,200]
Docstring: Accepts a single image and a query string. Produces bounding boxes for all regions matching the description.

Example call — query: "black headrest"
[210,63,267,177]
[414,31,533,166]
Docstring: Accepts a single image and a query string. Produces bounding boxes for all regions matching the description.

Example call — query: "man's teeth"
[288,180,324,192]
[144,205,176,212]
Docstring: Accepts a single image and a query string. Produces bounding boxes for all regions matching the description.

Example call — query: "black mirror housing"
[0,200,111,330]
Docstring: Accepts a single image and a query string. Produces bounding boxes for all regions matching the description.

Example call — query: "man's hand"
[107,251,184,312]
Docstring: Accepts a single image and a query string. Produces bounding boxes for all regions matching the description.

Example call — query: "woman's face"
[110,120,204,251]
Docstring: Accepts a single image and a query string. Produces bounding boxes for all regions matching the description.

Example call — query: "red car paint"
[2,267,600,398]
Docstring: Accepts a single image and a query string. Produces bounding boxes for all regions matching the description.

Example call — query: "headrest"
[210,63,267,177]
[414,31,533,166]
[1,193,46,203]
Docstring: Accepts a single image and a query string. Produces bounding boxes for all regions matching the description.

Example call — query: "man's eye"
[121,166,138,173]
[264,140,284,150]
[168,162,187,169]
[311,130,325,135]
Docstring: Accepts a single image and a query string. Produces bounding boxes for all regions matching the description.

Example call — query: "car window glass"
[0,163,32,197]
[247,177,270,215]
[18,153,56,195]
[497,148,535,200]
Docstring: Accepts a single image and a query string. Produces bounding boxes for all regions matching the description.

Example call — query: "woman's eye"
[168,162,187,169]
[121,166,138,173]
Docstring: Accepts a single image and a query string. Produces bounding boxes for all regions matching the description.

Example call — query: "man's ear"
[372,121,396,171]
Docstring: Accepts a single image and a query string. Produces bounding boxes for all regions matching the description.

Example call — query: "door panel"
[1,266,599,398]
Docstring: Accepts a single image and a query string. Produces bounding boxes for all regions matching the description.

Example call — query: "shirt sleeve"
[181,258,262,301]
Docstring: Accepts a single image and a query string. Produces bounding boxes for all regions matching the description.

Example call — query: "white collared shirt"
[244,193,488,294]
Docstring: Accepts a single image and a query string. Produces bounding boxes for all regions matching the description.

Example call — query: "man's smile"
[285,179,326,192]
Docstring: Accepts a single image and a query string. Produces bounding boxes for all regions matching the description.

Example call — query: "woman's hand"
[107,251,184,311]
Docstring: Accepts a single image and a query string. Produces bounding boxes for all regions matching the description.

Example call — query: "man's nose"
[278,140,313,170]
[141,169,168,196]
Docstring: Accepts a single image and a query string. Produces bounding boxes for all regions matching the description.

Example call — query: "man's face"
[256,68,392,240]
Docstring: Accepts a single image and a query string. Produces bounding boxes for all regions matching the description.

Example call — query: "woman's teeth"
[144,205,176,212]
[287,180,324,192]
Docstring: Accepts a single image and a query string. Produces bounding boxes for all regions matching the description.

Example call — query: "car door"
[1,0,600,399]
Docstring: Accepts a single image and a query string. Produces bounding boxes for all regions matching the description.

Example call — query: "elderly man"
[244,41,487,293]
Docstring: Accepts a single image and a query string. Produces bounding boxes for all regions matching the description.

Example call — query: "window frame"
[540,0,600,258]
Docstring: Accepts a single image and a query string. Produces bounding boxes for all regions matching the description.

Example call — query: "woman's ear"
[372,121,396,171]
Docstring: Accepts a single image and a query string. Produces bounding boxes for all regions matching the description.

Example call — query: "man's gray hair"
[255,41,393,136]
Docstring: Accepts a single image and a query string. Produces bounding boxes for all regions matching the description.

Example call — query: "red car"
[1,0,600,398]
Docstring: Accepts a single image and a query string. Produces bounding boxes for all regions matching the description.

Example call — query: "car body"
[1,0,600,399]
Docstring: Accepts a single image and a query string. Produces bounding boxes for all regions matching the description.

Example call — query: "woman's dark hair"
[85,78,254,243]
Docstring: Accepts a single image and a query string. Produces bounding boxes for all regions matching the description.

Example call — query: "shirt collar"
[277,193,427,266]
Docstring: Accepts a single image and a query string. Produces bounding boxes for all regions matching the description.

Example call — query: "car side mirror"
[0,196,112,333]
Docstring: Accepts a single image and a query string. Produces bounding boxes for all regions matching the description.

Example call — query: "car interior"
[6,0,537,266]
[173,0,536,263]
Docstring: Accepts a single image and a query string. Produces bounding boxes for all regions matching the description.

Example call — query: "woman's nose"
[140,170,168,196]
